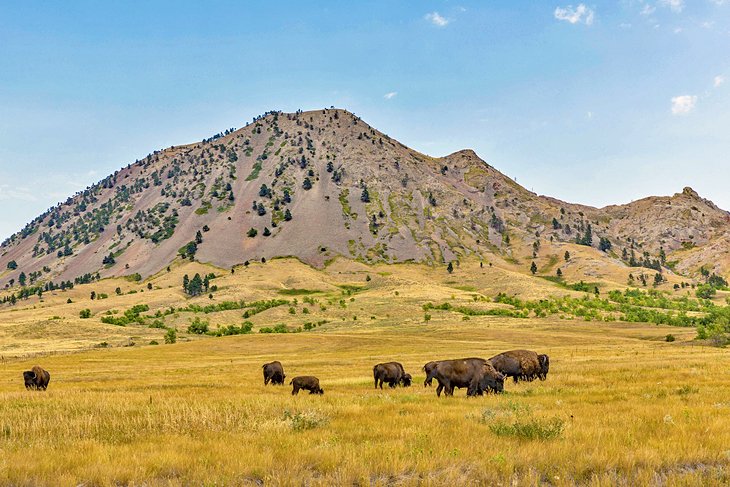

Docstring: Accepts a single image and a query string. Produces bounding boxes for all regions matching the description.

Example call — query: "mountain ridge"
[1,107,728,290]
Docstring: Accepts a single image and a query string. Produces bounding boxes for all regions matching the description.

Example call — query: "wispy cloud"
[0,184,37,202]
[671,95,697,115]
[640,4,656,15]
[425,12,449,27]
[714,75,725,88]
[383,92,398,100]
[554,4,595,25]
[659,0,684,13]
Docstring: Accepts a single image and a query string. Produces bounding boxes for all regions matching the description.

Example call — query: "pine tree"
[361,187,370,203]
[564,251,570,261]
[556,268,563,278]
[530,262,538,275]
[195,230,203,244]
[284,209,292,221]
[447,262,454,274]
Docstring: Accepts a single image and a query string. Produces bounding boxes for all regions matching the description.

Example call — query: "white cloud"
[659,0,684,13]
[0,184,37,202]
[619,22,633,28]
[710,0,727,5]
[554,4,595,25]
[383,92,398,100]
[714,75,725,88]
[671,95,697,115]
[425,12,449,27]
[640,4,657,15]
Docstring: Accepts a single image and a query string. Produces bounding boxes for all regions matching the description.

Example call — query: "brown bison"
[488,350,542,383]
[428,358,504,397]
[423,361,439,387]
[373,362,411,389]
[262,361,286,385]
[291,376,324,395]
[23,365,50,391]
[537,354,550,381]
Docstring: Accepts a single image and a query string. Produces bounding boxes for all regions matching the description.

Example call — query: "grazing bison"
[423,361,440,387]
[373,362,411,389]
[429,358,504,397]
[537,354,550,381]
[262,361,286,385]
[489,350,542,383]
[23,365,50,391]
[291,376,324,395]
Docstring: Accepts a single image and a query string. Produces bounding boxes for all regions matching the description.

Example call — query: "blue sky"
[1,1,729,241]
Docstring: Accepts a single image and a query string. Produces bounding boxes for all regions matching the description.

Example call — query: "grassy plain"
[0,257,728,485]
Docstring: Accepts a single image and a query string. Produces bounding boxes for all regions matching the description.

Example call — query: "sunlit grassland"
[0,257,729,485]
[1,318,729,485]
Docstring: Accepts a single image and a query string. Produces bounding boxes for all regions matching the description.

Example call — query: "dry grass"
[0,259,728,485]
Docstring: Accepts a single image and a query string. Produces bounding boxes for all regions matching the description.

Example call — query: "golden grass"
[0,258,728,485]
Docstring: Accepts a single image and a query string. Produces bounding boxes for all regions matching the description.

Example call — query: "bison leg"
[389,380,397,389]
[436,383,444,397]
[264,376,270,386]
[292,385,299,395]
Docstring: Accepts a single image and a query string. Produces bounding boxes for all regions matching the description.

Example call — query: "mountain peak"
[0,108,729,287]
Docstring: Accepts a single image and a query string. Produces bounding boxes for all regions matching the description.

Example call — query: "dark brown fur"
[488,350,541,383]
[429,358,504,397]
[373,362,410,389]
[262,361,286,385]
[23,365,50,391]
[290,376,324,395]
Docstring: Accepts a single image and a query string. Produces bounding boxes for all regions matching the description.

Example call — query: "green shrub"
[79,309,91,319]
[164,329,177,344]
[187,317,209,335]
[489,417,564,440]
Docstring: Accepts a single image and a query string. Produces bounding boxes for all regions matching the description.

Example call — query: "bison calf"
[291,376,324,395]
[262,361,286,385]
[23,365,50,391]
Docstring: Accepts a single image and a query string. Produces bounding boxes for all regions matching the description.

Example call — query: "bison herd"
[21,350,548,397]
[263,349,549,397]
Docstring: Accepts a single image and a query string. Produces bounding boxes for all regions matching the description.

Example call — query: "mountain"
[1,108,729,289]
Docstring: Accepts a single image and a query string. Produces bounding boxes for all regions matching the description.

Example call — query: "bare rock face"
[1,108,728,287]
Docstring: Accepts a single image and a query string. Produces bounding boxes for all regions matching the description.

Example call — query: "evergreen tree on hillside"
[530,262,538,275]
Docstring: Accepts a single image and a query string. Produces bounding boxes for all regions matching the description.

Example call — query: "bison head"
[23,371,36,388]
[316,388,324,395]
[477,366,505,394]
[400,373,412,387]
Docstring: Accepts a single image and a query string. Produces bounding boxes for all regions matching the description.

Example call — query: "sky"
[1,1,729,241]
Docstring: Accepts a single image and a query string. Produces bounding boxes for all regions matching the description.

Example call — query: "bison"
[23,365,50,391]
[262,361,286,385]
[423,361,439,387]
[537,354,550,381]
[373,362,411,389]
[428,358,504,397]
[488,350,542,383]
[291,376,324,395]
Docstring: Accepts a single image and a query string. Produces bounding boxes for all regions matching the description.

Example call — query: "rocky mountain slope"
[1,108,728,289]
